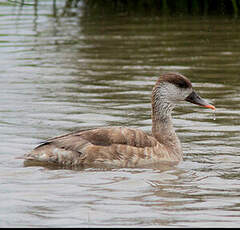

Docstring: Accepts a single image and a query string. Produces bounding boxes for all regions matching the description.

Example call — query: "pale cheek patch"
[182,88,192,99]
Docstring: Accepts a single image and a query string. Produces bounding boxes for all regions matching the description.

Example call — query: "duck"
[23,73,215,168]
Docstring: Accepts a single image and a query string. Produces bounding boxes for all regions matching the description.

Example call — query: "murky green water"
[1,1,240,227]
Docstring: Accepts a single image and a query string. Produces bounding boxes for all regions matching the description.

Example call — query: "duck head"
[152,73,215,118]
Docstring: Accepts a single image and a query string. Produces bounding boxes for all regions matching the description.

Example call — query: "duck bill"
[185,91,215,110]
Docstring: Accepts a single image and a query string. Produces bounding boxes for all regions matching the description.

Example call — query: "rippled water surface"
[1,1,240,227]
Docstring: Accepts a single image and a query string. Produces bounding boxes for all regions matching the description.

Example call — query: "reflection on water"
[0,0,240,227]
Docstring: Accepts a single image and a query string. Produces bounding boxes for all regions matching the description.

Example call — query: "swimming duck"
[23,73,215,168]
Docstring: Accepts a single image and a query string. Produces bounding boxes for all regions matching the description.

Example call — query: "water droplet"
[213,109,216,121]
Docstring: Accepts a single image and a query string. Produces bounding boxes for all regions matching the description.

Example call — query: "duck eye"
[175,80,189,89]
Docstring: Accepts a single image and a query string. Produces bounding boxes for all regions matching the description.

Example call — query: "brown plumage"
[23,73,215,168]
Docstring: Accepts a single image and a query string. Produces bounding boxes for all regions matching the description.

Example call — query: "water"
[1,1,240,227]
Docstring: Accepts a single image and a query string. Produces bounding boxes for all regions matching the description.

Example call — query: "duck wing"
[24,126,165,167]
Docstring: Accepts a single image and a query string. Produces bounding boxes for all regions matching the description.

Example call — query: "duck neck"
[151,98,182,158]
